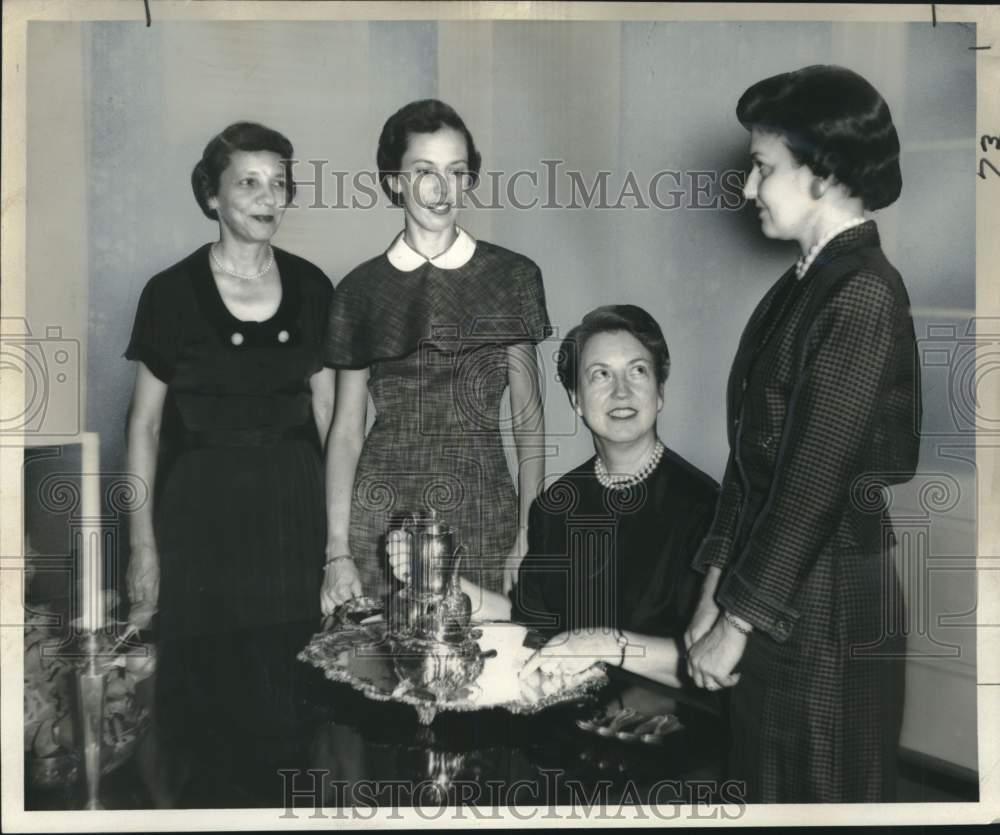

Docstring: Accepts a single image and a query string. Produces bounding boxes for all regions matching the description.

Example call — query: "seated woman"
[390,305,718,688]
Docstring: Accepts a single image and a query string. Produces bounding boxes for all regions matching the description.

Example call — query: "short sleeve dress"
[325,232,549,594]
[510,448,719,643]
[125,244,333,743]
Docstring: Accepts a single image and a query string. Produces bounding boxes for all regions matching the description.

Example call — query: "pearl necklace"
[210,244,274,281]
[795,217,866,280]
[595,439,665,490]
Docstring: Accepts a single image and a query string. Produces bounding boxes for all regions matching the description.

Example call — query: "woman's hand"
[386,529,410,584]
[126,542,160,608]
[684,566,723,650]
[323,368,369,613]
[502,537,527,594]
[520,630,619,678]
[684,591,720,651]
[320,556,362,615]
[125,363,166,620]
[687,613,747,691]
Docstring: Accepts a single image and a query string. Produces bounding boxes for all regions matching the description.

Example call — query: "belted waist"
[183,422,315,449]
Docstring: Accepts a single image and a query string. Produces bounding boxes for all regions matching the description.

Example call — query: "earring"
[810,179,826,200]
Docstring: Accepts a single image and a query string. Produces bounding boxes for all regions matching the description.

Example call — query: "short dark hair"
[737,64,902,211]
[376,99,483,207]
[557,305,670,399]
[191,122,296,220]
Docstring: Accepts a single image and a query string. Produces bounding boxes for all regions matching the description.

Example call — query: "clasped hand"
[685,610,746,691]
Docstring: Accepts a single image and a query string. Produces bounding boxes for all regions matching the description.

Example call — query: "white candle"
[81,432,104,632]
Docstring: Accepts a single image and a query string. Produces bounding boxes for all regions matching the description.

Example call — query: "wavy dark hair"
[557,305,670,400]
[737,64,902,211]
[376,99,482,207]
[191,122,296,220]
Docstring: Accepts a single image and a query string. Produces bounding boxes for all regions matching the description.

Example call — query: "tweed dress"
[325,231,549,595]
[693,222,921,802]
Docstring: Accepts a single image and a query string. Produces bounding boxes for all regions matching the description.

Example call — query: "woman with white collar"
[321,99,549,610]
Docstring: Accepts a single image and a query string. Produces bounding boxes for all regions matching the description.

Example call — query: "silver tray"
[298,622,608,725]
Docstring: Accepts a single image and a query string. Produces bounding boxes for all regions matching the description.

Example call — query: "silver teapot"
[387,517,473,643]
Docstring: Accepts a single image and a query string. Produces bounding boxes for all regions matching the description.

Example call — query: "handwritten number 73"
[980,134,1000,180]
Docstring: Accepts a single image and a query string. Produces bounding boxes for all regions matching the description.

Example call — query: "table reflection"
[25,624,727,811]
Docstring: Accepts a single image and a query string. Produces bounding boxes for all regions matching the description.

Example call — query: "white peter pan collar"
[386,226,477,272]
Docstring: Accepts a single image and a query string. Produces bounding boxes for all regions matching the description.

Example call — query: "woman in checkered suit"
[685,65,921,802]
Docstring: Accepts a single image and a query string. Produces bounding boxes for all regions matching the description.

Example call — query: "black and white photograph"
[1,0,997,828]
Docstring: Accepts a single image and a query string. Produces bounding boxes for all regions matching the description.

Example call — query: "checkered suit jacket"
[693,221,921,802]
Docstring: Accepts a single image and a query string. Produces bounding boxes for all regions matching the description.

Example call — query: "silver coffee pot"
[388,515,473,643]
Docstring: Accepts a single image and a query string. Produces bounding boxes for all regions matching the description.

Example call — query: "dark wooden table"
[26,633,730,812]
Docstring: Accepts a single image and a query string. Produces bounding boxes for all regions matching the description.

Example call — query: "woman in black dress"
[125,123,334,774]
[685,65,921,802]
[390,305,718,688]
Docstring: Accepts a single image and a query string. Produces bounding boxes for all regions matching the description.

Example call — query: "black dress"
[511,448,718,642]
[125,244,333,747]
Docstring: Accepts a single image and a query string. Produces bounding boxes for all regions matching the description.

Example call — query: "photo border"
[2,1,997,829]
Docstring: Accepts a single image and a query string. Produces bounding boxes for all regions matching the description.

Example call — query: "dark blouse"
[124,244,333,432]
[511,448,719,642]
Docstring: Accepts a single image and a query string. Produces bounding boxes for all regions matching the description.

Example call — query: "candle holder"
[76,630,105,810]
